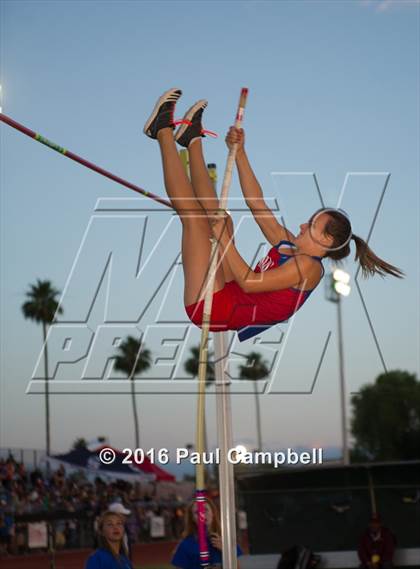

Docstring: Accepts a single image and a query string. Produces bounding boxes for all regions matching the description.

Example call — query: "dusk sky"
[1,0,418,476]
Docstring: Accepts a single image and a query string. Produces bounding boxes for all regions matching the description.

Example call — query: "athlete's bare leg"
[188,139,235,283]
[157,128,226,305]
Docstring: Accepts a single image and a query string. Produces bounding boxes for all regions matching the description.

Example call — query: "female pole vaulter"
[143,88,403,342]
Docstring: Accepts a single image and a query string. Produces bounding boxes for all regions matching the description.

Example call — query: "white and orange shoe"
[174,99,217,147]
[143,88,182,139]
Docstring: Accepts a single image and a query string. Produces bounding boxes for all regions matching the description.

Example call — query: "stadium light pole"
[325,268,351,466]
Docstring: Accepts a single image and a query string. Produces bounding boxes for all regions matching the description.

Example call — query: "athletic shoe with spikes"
[143,88,182,139]
[174,100,217,148]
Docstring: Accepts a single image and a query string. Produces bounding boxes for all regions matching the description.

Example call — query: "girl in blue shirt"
[171,498,242,569]
[85,511,133,569]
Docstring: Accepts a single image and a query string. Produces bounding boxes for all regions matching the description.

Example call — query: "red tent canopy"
[94,446,176,482]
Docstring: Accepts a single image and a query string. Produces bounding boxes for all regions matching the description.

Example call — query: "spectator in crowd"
[0,511,13,555]
[172,506,185,540]
[171,497,242,569]
[0,452,191,557]
[358,514,396,569]
[108,501,132,559]
[85,511,133,569]
[55,517,67,549]
[64,518,78,549]
[237,509,248,552]
[143,506,155,542]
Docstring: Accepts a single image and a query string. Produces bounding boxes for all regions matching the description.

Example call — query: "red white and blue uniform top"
[237,239,324,341]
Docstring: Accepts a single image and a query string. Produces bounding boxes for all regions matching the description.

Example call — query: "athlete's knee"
[180,213,211,231]
[226,215,235,241]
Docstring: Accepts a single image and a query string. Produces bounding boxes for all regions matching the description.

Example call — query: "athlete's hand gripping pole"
[195,88,248,568]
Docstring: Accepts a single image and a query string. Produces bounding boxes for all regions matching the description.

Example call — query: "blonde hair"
[96,511,127,560]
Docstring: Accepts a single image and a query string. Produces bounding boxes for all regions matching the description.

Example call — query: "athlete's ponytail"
[351,233,404,278]
[310,208,404,279]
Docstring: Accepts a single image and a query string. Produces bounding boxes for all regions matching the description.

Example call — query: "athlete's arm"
[238,250,316,294]
[226,127,295,246]
[213,217,318,294]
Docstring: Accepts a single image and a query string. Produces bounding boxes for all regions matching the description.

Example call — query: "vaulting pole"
[195,88,248,567]
[215,329,237,567]
[208,162,238,568]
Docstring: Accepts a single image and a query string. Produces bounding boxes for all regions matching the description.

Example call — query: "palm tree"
[239,352,270,452]
[22,279,63,459]
[72,438,88,450]
[184,345,215,388]
[114,336,151,448]
[184,345,215,460]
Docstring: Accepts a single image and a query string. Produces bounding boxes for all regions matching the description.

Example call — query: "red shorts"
[185,282,237,332]
[185,280,289,332]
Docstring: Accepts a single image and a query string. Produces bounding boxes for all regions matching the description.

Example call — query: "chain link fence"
[238,461,420,553]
